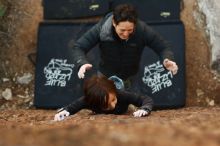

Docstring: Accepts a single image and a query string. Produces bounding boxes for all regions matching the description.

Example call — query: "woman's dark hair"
[113,4,138,25]
[83,75,116,109]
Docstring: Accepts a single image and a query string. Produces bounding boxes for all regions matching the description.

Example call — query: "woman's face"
[113,20,134,40]
[106,92,117,110]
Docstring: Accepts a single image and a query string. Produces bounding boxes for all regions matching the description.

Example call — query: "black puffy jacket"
[72,13,174,80]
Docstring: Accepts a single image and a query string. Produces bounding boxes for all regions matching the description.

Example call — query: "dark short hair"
[83,75,116,109]
[113,4,137,25]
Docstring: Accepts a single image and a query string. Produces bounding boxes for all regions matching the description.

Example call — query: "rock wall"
[181,0,220,106]
[196,0,220,73]
[0,0,42,108]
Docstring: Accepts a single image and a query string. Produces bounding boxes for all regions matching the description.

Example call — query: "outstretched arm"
[71,21,101,72]
[141,21,175,63]
[141,22,178,75]
[117,90,153,117]
[54,97,88,121]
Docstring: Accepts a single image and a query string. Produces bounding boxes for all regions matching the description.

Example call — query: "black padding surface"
[43,0,109,19]
[110,0,181,23]
[34,22,99,108]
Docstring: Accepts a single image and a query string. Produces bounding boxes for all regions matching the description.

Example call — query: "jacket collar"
[100,15,114,41]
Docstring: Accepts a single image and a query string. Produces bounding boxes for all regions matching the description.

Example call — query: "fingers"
[78,67,85,79]
[163,58,169,65]
[163,59,178,75]
[85,64,93,69]
[54,110,70,121]
[133,110,146,117]
[172,66,178,75]
[167,62,178,75]
[133,110,149,117]
[77,64,93,79]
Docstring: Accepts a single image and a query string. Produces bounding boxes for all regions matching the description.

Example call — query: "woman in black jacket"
[73,4,178,81]
[54,75,153,121]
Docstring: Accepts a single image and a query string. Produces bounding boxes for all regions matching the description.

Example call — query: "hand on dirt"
[78,64,93,79]
[133,109,149,117]
[54,110,70,121]
[163,58,178,75]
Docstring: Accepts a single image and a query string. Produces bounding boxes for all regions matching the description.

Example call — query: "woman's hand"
[133,109,149,117]
[163,58,178,75]
[54,110,70,121]
[78,64,93,79]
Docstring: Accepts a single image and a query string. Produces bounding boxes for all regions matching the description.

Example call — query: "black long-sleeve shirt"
[63,90,153,115]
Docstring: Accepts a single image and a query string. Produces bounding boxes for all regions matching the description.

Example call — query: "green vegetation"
[0,5,6,17]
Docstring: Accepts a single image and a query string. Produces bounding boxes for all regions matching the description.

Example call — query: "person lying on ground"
[54,75,153,121]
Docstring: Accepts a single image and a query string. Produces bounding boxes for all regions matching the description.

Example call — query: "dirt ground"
[0,0,220,146]
[1,107,220,146]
